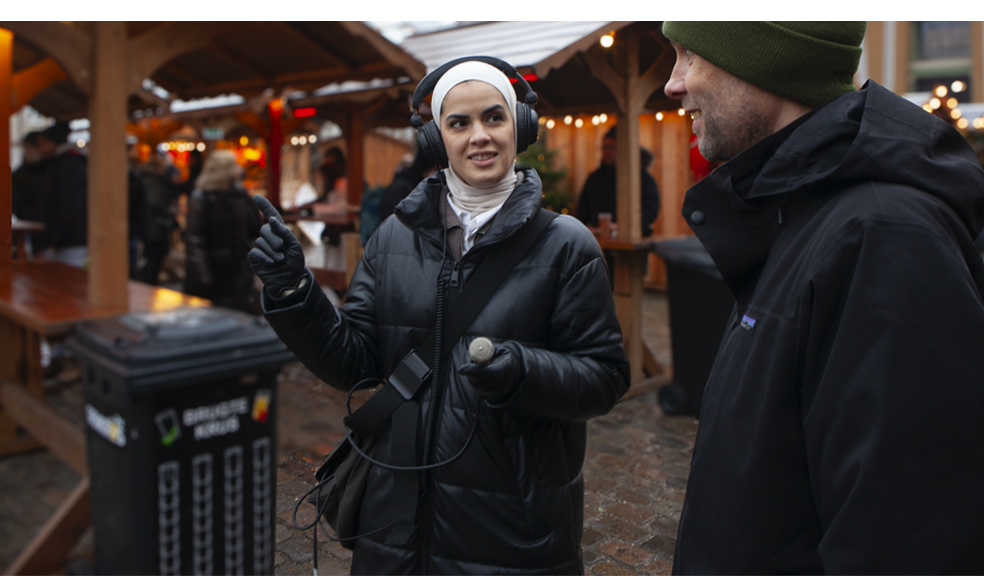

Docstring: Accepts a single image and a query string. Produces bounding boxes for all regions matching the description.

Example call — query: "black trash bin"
[654,237,734,417]
[67,306,294,576]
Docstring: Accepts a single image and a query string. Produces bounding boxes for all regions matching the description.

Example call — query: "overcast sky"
[365,21,460,44]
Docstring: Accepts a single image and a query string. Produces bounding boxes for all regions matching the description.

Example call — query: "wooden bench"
[0,259,210,574]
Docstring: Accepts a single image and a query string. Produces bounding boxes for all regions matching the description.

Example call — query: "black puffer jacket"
[264,167,630,574]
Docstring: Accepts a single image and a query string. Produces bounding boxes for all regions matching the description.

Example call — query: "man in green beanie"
[661,22,984,574]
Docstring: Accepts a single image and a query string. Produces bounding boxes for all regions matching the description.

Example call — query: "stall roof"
[400,21,617,73]
[398,21,678,116]
[3,21,427,120]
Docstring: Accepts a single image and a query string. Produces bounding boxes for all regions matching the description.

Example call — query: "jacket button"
[691,211,705,225]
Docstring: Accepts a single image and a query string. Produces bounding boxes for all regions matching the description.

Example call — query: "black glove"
[247,195,307,298]
[458,342,524,402]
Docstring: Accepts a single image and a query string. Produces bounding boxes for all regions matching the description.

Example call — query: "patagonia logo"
[740,314,757,333]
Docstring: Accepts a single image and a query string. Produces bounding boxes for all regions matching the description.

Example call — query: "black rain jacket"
[263,167,630,574]
[674,81,984,574]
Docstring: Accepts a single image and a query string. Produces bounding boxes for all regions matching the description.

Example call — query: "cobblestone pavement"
[0,290,697,575]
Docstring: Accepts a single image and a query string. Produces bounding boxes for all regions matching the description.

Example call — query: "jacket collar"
[395,166,542,251]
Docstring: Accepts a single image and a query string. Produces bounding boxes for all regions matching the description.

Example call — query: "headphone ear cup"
[514,103,539,155]
[417,121,448,169]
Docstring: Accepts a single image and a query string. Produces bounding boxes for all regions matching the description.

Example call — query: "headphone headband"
[411,56,537,117]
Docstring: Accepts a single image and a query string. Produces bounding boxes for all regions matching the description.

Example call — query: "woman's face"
[440,81,516,187]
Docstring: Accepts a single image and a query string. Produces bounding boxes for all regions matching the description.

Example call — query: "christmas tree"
[517,133,572,213]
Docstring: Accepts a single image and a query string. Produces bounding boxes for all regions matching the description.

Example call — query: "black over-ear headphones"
[410,56,539,170]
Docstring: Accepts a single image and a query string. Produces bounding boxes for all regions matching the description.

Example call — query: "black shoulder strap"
[346,208,557,438]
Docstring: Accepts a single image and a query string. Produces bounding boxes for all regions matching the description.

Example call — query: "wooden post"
[893,21,910,95]
[347,103,365,208]
[614,29,642,242]
[0,28,12,267]
[972,22,983,104]
[267,98,283,207]
[660,113,692,238]
[88,22,128,311]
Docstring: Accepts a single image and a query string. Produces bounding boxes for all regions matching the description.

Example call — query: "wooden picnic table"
[0,259,210,574]
[11,219,44,263]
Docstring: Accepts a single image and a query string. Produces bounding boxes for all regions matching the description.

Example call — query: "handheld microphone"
[468,337,495,366]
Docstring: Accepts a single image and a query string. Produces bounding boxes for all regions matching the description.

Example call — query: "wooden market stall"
[0,21,425,574]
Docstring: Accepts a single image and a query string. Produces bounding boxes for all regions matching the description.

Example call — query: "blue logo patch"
[740,314,756,332]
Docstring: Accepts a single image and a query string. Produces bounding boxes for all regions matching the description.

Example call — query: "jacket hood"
[683,81,984,305]
[394,165,542,249]
[705,80,984,236]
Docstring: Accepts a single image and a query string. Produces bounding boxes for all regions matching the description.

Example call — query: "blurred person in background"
[177,148,204,197]
[11,131,48,256]
[36,122,88,267]
[126,143,147,279]
[378,148,435,222]
[135,154,177,285]
[185,150,262,314]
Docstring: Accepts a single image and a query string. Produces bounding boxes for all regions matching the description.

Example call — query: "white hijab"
[431,61,520,219]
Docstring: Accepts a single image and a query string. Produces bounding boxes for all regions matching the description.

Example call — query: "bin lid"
[67,306,294,389]
[653,236,724,280]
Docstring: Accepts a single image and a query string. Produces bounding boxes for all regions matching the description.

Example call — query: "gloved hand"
[247,195,307,298]
[458,342,524,402]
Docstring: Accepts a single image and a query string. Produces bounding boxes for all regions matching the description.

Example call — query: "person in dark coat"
[184,150,262,314]
[36,121,88,267]
[377,148,434,222]
[662,21,984,573]
[574,125,660,237]
[11,131,48,255]
[248,59,630,574]
[135,155,176,285]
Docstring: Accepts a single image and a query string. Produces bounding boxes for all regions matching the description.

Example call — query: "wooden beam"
[126,21,224,94]
[11,57,68,112]
[3,477,91,576]
[615,28,642,241]
[659,114,691,238]
[88,22,129,312]
[208,39,271,84]
[280,22,359,71]
[158,61,205,90]
[533,21,633,79]
[346,103,366,208]
[580,49,625,114]
[0,28,11,268]
[267,99,283,207]
[0,382,87,475]
[0,22,92,94]
[337,21,427,81]
[234,111,268,138]
[864,21,885,86]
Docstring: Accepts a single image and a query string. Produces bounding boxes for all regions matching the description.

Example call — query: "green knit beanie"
[661,22,867,107]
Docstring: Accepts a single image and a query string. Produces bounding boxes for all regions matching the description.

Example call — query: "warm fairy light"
[922,104,934,113]
[950,108,962,119]
[599,113,607,123]
[564,115,573,125]
[309,134,317,143]
[299,136,308,145]
[947,97,958,108]
[592,116,600,126]
[538,116,546,125]
[290,136,299,145]
[975,117,984,129]
[677,108,686,116]
[957,117,969,129]
[76,139,85,148]
[196,142,205,152]
[600,34,614,48]
[952,80,966,93]
[161,142,170,151]
[930,98,941,110]
[575,118,584,128]
[546,119,556,129]
[239,136,249,146]
[656,112,664,121]
[935,85,948,98]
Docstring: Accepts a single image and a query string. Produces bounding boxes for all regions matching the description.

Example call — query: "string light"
[947,97,958,108]
[950,108,962,119]
[290,136,299,145]
[76,139,85,148]
[309,135,317,143]
[161,143,170,151]
[538,117,546,125]
[591,116,600,126]
[952,80,966,93]
[957,117,969,129]
[239,136,249,146]
[655,112,664,121]
[299,136,308,145]
[564,115,573,125]
[935,85,948,98]
[196,142,205,152]
[930,98,941,110]
[677,108,686,116]
[600,34,614,48]
[599,113,607,123]
[546,119,556,129]
[922,104,934,113]
[575,118,584,128]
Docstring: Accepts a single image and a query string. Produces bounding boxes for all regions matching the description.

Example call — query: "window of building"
[917,21,971,60]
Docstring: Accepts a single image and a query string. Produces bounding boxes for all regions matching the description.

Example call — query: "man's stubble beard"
[697,77,775,162]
